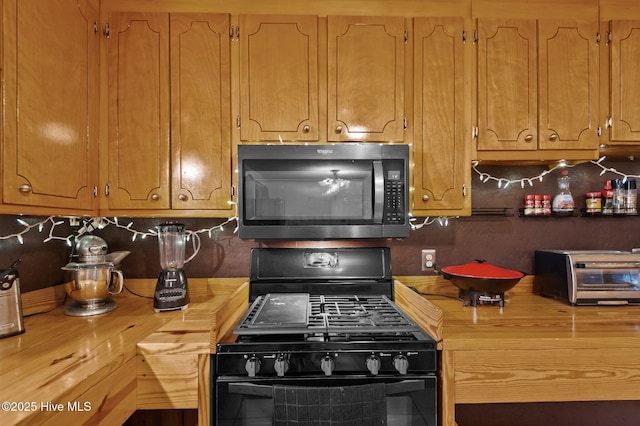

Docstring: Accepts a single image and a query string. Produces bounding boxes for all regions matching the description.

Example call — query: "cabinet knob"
[549,133,559,141]
[524,134,534,142]
[335,125,343,134]
[151,194,160,201]
[303,125,310,133]
[178,194,188,202]
[18,184,32,193]
[422,194,430,201]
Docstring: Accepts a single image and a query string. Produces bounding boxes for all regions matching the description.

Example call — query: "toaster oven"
[534,250,640,305]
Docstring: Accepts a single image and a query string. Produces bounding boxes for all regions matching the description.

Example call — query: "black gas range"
[213,247,438,426]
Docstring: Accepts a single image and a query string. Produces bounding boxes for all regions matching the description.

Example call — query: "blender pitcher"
[158,223,186,270]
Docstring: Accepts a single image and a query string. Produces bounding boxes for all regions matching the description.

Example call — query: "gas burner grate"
[234,293,422,335]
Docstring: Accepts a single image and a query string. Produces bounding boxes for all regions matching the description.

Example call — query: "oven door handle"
[227,379,425,398]
[384,379,426,395]
[229,382,273,397]
[373,160,384,223]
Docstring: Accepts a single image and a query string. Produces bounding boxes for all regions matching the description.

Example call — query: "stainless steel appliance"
[154,223,189,312]
[213,247,438,425]
[534,250,640,305]
[0,259,24,339]
[62,235,126,316]
[237,144,410,240]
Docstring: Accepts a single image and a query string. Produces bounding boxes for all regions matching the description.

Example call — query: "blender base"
[153,269,189,312]
[64,298,117,316]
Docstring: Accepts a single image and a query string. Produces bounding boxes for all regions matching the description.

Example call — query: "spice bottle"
[612,179,625,214]
[602,180,614,215]
[542,194,552,215]
[625,179,637,215]
[523,195,535,216]
[586,192,602,214]
[552,170,574,215]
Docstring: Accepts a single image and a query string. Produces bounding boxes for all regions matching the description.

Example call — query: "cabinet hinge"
[607,31,612,46]
[94,21,98,34]
[104,23,110,39]
[462,30,466,44]
[236,115,241,128]
[105,184,110,197]
[473,29,478,44]
[605,117,612,129]
[231,185,236,199]
[93,186,98,197]
[404,29,408,44]
[403,117,408,131]
[597,126,602,137]
[596,32,600,45]
[472,126,479,139]
[462,184,467,198]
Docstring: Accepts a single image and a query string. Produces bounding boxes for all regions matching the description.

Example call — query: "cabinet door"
[239,15,318,141]
[3,0,99,210]
[477,19,537,151]
[171,14,233,211]
[610,20,640,142]
[538,20,599,150]
[328,16,405,142]
[412,17,471,215]
[107,13,170,209]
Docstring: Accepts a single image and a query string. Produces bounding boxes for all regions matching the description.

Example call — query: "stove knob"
[393,354,409,375]
[245,356,262,377]
[365,355,381,375]
[274,355,290,377]
[320,355,335,376]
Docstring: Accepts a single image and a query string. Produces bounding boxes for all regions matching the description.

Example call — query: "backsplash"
[2,159,638,293]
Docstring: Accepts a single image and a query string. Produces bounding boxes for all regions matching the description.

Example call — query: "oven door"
[214,374,437,426]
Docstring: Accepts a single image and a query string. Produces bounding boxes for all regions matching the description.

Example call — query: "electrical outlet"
[421,249,436,271]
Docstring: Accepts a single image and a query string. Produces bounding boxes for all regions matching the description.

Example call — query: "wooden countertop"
[3,275,640,426]
[396,275,640,426]
[0,278,247,426]
[397,275,640,350]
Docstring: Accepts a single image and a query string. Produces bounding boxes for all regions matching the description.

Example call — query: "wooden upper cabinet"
[609,20,640,142]
[477,19,537,151]
[107,13,171,209]
[239,15,318,142]
[477,18,600,156]
[3,0,99,210]
[538,20,599,150]
[412,17,471,215]
[328,16,405,142]
[170,14,232,211]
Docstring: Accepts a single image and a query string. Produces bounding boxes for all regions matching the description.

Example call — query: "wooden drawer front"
[41,357,137,426]
[137,354,199,409]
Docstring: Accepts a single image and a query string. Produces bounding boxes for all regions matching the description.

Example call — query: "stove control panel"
[218,346,436,378]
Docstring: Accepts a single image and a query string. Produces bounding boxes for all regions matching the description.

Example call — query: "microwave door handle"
[373,161,384,223]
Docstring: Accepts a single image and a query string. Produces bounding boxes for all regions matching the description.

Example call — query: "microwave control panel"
[383,161,406,224]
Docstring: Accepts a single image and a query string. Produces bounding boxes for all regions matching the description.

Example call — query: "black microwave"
[237,144,410,240]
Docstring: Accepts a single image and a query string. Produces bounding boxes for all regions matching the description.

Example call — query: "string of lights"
[473,156,640,188]
[1,157,638,243]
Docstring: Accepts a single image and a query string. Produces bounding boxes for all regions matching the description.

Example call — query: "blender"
[154,223,190,312]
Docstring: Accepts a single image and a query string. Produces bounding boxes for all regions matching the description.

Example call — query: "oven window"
[576,268,640,290]
[214,376,437,426]
[243,160,373,223]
